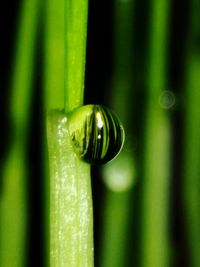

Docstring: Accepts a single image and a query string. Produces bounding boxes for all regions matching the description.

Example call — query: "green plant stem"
[45,0,92,266]
[99,189,132,267]
[47,110,93,267]
[100,1,135,266]
[183,1,200,265]
[44,0,89,111]
[44,0,65,263]
[141,111,171,267]
[140,0,171,267]
[111,0,135,123]
[45,0,65,110]
[183,53,200,267]
[64,0,88,112]
[0,0,40,266]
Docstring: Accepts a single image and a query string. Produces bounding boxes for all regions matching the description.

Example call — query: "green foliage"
[64,0,88,112]
[0,0,40,266]
[45,0,92,266]
[47,110,93,267]
[1,0,200,267]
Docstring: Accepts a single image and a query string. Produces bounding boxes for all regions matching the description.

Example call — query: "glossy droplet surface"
[67,105,125,164]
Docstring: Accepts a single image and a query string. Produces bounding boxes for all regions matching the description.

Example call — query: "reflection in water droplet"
[159,90,175,109]
[68,105,125,164]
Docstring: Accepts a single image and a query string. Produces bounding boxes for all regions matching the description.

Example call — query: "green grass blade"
[44,0,65,110]
[183,53,200,267]
[0,0,40,266]
[140,0,172,266]
[44,0,88,112]
[147,0,170,99]
[141,111,171,267]
[99,1,136,266]
[45,1,92,266]
[64,0,88,112]
[47,110,93,267]
[0,148,27,267]
[99,187,133,267]
[183,0,200,262]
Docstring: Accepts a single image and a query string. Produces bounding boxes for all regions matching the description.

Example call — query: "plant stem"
[100,1,135,266]
[45,0,89,112]
[99,189,132,267]
[183,54,200,267]
[47,110,93,267]
[64,0,88,112]
[140,0,171,266]
[44,0,65,110]
[45,0,92,266]
[183,1,200,265]
[44,0,66,265]
[141,111,171,267]
[0,0,40,266]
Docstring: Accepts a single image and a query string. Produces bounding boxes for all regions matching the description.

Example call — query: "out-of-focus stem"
[140,0,171,267]
[0,0,40,266]
[141,110,171,267]
[44,0,65,110]
[183,53,200,267]
[100,1,135,267]
[183,1,200,265]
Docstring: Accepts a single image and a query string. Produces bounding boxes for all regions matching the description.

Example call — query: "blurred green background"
[1,0,200,266]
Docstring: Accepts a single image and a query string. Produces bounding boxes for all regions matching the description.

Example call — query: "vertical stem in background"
[140,0,171,267]
[45,0,93,266]
[141,111,171,267]
[0,0,40,266]
[99,190,133,267]
[183,54,200,267]
[183,1,200,266]
[100,1,135,267]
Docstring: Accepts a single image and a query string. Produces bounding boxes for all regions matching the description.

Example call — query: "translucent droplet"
[67,105,125,165]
